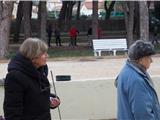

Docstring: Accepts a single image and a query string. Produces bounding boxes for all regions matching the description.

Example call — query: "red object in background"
[97,27,102,39]
[69,27,78,38]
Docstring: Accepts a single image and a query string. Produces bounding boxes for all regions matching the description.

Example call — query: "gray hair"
[19,38,48,60]
[128,40,155,60]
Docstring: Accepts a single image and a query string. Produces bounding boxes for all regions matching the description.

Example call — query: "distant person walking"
[46,24,53,47]
[97,27,102,39]
[69,26,79,47]
[152,26,159,45]
[115,40,160,120]
[54,27,62,47]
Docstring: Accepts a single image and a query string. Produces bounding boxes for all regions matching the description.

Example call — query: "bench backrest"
[92,39,127,50]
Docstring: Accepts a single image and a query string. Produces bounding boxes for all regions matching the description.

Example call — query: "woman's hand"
[50,97,60,108]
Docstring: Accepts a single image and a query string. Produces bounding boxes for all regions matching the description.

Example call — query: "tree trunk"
[38,1,47,42]
[14,1,23,42]
[67,1,76,20]
[133,1,140,40]
[104,1,115,20]
[67,2,73,20]
[92,1,98,39]
[122,1,134,47]
[139,1,149,41]
[0,1,14,59]
[154,1,160,20]
[23,1,32,39]
[58,1,68,28]
[29,2,33,19]
[76,1,81,20]
[65,2,69,20]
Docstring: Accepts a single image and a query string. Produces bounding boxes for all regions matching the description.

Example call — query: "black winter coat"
[3,52,55,120]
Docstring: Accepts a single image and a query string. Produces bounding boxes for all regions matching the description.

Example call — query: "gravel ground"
[1,55,160,81]
[0,56,160,119]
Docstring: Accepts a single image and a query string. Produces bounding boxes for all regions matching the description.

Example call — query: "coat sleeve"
[128,77,155,120]
[3,71,24,120]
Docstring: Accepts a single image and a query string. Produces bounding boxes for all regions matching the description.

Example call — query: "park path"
[1,55,160,81]
[0,56,160,120]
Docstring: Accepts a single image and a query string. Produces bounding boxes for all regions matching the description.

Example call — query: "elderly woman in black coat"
[3,38,60,120]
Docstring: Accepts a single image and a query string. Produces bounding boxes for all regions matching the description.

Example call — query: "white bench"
[92,38,127,56]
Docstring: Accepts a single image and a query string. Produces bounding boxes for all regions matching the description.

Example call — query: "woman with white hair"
[3,38,60,120]
[115,40,160,119]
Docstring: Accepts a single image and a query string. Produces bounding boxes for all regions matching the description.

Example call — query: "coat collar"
[126,60,155,90]
[8,52,40,80]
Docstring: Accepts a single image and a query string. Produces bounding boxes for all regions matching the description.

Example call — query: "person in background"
[69,25,79,47]
[46,24,53,47]
[3,38,60,120]
[115,40,160,120]
[54,26,62,47]
[97,27,102,39]
[87,26,92,46]
[152,26,159,45]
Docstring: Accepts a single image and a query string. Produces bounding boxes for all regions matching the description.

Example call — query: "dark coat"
[3,52,55,120]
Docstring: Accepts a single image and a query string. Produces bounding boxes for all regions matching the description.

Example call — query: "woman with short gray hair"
[19,38,48,60]
[3,38,60,120]
[116,40,160,119]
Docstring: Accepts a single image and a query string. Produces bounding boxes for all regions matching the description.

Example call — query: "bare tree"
[133,1,140,39]
[58,1,68,28]
[76,1,81,20]
[122,1,135,47]
[154,1,160,20]
[104,1,115,20]
[0,1,14,59]
[67,1,76,20]
[14,1,32,42]
[38,1,47,41]
[14,1,23,42]
[23,1,32,39]
[92,1,98,39]
[139,1,149,41]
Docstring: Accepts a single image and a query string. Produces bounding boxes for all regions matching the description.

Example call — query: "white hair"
[19,38,48,60]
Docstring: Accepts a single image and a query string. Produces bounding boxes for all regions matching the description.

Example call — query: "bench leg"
[125,51,128,56]
[113,50,117,56]
[94,51,98,56]
[98,51,101,56]
[94,51,102,56]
